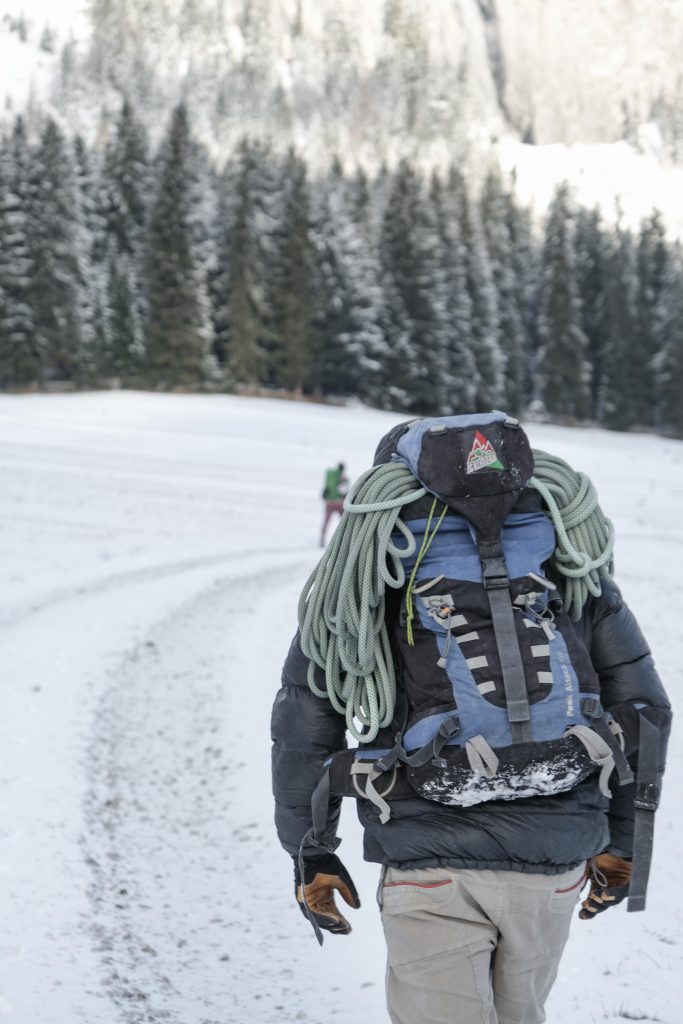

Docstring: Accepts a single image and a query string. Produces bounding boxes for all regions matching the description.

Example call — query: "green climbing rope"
[299,447,615,742]
[529,449,614,620]
[298,461,426,743]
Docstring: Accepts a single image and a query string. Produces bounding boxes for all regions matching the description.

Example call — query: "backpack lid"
[395,412,534,544]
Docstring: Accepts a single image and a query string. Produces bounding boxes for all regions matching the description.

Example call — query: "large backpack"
[298,413,658,915]
[381,412,628,808]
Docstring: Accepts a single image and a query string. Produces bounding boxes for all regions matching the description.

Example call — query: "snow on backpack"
[299,413,634,828]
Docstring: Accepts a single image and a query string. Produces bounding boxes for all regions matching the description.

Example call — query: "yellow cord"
[405,498,449,645]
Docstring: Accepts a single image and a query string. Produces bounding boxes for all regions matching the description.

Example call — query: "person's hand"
[579,852,632,920]
[295,853,360,935]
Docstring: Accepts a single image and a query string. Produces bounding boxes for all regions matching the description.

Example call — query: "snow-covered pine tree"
[344,167,392,406]
[104,251,144,382]
[503,180,539,412]
[72,134,102,383]
[208,174,233,373]
[450,167,504,409]
[480,168,526,415]
[99,99,149,260]
[378,158,442,413]
[74,135,100,246]
[602,208,670,432]
[630,209,669,428]
[602,220,640,430]
[0,117,40,388]
[310,160,360,398]
[142,103,212,389]
[653,240,683,435]
[29,117,88,384]
[536,182,589,419]
[216,138,280,388]
[93,100,150,383]
[574,206,608,421]
[269,148,315,395]
[309,158,385,402]
[428,170,477,414]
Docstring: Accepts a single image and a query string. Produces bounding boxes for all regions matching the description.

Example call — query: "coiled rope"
[298,462,425,742]
[299,449,614,742]
[529,449,614,620]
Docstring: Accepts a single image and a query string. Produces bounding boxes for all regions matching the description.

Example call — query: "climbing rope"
[298,462,425,743]
[529,450,614,620]
[299,447,615,741]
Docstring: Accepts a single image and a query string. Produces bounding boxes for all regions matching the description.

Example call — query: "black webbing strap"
[300,772,346,945]
[311,766,332,842]
[297,829,325,945]
[591,717,634,787]
[401,714,461,767]
[627,713,661,913]
[375,691,410,773]
[479,543,532,743]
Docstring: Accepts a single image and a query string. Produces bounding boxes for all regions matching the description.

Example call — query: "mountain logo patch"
[466,430,505,474]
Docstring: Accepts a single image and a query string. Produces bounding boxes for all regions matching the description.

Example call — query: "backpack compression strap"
[479,539,532,744]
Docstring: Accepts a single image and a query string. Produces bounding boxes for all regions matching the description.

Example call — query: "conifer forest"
[1,100,681,434]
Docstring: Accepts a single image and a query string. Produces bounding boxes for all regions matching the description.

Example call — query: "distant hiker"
[272,413,671,1024]
[320,461,348,546]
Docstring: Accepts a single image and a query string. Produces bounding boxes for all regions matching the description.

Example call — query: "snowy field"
[0,391,680,1024]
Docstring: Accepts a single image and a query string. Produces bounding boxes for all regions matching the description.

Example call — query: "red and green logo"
[466,430,504,474]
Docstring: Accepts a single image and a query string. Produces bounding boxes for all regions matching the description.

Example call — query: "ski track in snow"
[0,392,681,1024]
[0,546,309,628]
[84,564,311,1024]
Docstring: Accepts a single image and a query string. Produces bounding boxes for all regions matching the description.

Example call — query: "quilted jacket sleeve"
[271,632,347,859]
[580,577,672,857]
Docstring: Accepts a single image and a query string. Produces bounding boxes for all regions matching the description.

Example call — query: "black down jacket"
[271,576,671,875]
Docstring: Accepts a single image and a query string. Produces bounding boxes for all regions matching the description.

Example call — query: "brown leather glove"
[295,853,361,935]
[579,852,632,920]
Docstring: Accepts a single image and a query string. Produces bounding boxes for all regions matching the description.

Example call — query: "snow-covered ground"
[0,391,680,1024]
[497,133,683,240]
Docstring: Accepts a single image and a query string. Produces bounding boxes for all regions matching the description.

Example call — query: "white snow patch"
[498,133,683,238]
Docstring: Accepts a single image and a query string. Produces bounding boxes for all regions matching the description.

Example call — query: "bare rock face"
[490,0,683,146]
[4,0,683,162]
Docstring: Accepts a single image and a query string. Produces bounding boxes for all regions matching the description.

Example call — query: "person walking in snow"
[320,461,348,546]
[272,414,671,1024]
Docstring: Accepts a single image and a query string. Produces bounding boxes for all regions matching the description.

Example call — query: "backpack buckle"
[351,763,398,823]
[481,555,509,589]
[634,781,660,812]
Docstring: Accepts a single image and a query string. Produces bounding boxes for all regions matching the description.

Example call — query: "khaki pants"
[380,863,585,1024]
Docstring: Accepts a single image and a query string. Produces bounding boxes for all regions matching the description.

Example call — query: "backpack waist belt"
[309,725,629,843]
